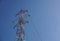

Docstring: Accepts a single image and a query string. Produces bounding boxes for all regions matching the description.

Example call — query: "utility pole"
[14,9,29,41]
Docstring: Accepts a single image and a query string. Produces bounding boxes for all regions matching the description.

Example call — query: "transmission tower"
[14,9,29,41]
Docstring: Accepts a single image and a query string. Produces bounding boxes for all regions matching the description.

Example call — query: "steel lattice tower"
[14,9,28,41]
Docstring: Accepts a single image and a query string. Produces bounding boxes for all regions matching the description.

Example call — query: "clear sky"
[0,0,60,41]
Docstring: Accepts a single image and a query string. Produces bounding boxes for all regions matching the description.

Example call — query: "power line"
[30,18,42,41]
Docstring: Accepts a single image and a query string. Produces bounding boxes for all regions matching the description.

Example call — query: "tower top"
[20,9,28,14]
[16,9,28,17]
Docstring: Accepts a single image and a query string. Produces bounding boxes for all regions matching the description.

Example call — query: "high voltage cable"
[30,18,42,41]
[31,20,42,41]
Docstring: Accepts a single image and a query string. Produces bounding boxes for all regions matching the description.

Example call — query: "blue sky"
[0,0,60,41]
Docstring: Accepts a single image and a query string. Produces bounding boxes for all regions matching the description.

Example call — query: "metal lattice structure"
[14,9,28,41]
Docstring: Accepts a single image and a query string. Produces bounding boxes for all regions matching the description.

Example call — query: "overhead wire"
[25,24,35,41]
[30,17,42,41]
[25,12,42,41]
